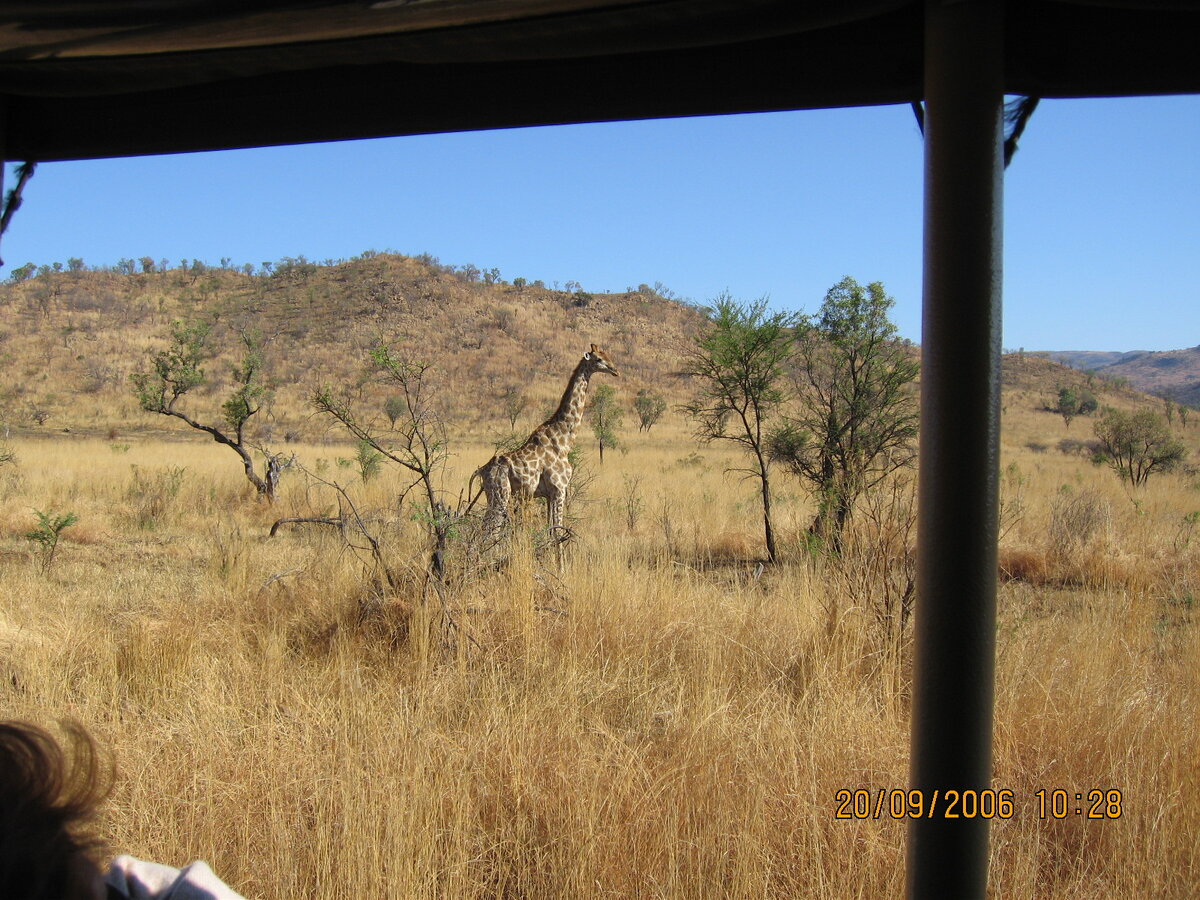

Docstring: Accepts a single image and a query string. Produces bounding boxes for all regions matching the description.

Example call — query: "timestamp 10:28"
[1038,789,1122,819]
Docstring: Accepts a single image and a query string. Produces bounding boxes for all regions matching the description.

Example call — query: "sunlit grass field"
[1,415,1198,898]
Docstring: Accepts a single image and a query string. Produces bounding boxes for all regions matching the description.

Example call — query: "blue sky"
[3,94,1196,352]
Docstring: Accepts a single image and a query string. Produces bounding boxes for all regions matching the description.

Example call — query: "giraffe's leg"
[481,461,512,543]
[548,488,565,535]
[548,481,568,572]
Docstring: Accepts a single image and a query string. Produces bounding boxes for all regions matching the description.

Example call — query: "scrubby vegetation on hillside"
[0,253,707,441]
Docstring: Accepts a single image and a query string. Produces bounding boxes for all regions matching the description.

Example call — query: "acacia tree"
[633,389,667,432]
[1093,407,1187,488]
[768,277,918,552]
[682,294,791,563]
[132,321,286,501]
[589,383,622,462]
[500,384,528,429]
[383,394,406,428]
[1056,387,1079,429]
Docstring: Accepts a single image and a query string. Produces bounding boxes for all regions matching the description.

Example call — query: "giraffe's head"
[584,344,620,378]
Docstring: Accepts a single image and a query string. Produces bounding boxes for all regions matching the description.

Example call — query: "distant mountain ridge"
[1040,346,1200,408]
[1041,350,1146,370]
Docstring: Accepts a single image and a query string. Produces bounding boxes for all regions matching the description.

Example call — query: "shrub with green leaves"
[1056,387,1079,428]
[356,440,384,483]
[24,508,79,574]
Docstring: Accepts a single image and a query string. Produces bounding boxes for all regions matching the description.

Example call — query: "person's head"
[0,720,111,900]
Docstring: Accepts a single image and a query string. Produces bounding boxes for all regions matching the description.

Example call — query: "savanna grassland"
[1,257,1198,898]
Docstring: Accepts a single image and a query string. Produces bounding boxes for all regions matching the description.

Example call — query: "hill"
[1099,347,1200,408]
[1040,347,1200,408]
[0,254,1189,454]
[0,253,708,442]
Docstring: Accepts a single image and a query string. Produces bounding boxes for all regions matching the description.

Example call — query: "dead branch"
[268,516,344,538]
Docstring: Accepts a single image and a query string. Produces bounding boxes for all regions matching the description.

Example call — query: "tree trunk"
[808,485,852,555]
[757,452,777,563]
[165,407,274,502]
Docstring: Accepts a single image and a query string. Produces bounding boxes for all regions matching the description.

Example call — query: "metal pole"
[0,97,7,269]
[907,2,1004,898]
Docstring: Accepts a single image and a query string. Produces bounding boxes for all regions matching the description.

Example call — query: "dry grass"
[0,273,1196,896]
[0,408,1197,899]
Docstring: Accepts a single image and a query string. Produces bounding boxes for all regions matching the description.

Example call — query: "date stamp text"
[834,788,1123,820]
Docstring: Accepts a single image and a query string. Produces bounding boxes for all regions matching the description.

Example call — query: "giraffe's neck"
[542,358,592,446]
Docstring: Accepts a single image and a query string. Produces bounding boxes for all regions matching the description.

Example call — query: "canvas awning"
[0,1,1196,161]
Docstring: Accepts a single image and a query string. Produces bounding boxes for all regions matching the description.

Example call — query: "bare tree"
[312,342,454,581]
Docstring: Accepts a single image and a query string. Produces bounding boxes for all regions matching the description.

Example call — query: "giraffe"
[473,344,619,550]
